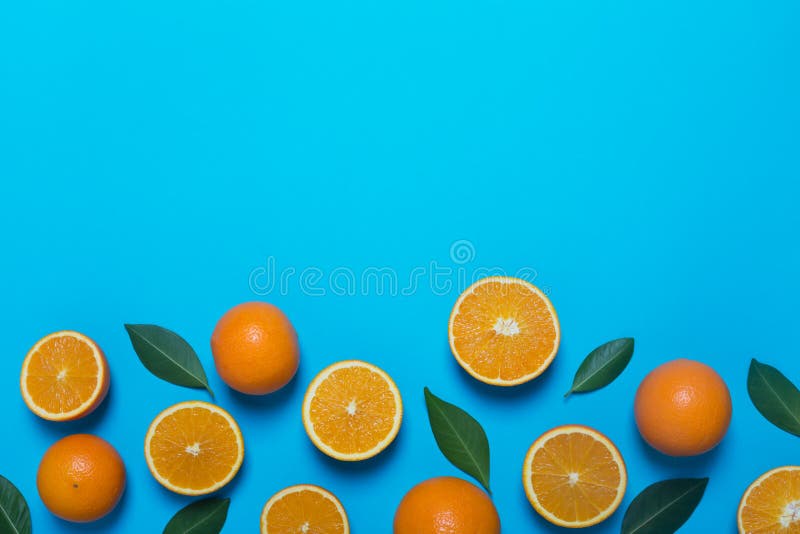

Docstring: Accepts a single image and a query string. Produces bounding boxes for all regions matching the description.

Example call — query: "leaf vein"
[130,329,204,385]
[754,365,800,429]
[627,482,703,534]
[433,402,488,485]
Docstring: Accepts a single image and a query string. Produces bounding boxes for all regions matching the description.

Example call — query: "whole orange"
[394,476,500,534]
[37,434,126,522]
[211,301,299,395]
[634,358,732,456]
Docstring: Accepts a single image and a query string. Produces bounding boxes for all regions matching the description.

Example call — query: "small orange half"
[20,331,110,421]
[144,401,244,496]
[449,276,560,386]
[261,484,349,534]
[523,425,627,528]
[302,360,402,461]
[738,466,800,533]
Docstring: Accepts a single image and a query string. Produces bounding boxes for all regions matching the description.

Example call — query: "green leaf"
[163,497,230,534]
[125,324,214,397]
[748,358,800,437]
[565,337,634,397]
[621,478,708,534]
[424,387,491,493]
[0,475,32,534]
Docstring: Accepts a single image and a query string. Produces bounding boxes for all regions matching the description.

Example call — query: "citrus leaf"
[163,497,229,534]
[621,478,708,534]
[748,359,800,437]
[125,324,213,397]
[424,387,490,493]
[565,337,634,397]
[0,475,32,534]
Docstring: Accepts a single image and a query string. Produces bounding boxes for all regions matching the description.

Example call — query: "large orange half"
[302,360,402,461]
[523,425,627,528]
[144,401,244,496]
[20,331,109,421]
[738,466,800,533]
[449,276,560,386]
[261,484,349,534]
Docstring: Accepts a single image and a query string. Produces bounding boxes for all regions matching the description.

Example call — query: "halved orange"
[261,484,349,534]
[20,331,110,421]
[302,360,402,461]
[523,425,627,528]
[449,276,560,386]
[738,466,800,533]
[144,401,244,496]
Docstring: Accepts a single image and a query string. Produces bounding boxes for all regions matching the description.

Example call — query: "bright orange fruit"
[634,358,732,456]
[20,330,110,421]
[144,401,244,496]
[523,425,627,528]
[261,484,349,534]
[211,301,299,395]
[449,276,560,386]
[37,434,125,523]
[302,360,402,461]
[738,466,800,533]
[394,476,500,534]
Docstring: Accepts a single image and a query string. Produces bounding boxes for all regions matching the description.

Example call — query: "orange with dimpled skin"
[211,301,299,395]
[634,358,732,457]
[393,476,500,534]
[37,434,125,523]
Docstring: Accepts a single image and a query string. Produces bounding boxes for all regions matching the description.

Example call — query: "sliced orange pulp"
[523,424,627,528]
[20,330,109,421]
[302,360,402,461]
[144,401,244,496]
[449,276,560,386]
[261,484,349,534]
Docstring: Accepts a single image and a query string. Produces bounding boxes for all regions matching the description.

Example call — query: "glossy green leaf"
[424,387,490,493]
[748,358,800,437]
[0,475,32,534]
[621,478,708,534]
[125,324,213,397]
[163,497,230,534]
[565,337,634,397]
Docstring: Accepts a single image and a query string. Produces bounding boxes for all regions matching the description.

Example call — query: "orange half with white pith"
[261,484,349,534]
[738,466,800,533]
[20,330,109,421]
[449,276,560,386]
[523,425,627,528]
[302,360,402,461]
[144,401,244,496]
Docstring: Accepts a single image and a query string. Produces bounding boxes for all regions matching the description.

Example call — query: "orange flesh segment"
[452,280,557,382]
[741,469,800,532]
[149,406,240,490]
[309,366,397,455]
[24,335,100,414]
[531,432,622,524]
[266,489,346,533]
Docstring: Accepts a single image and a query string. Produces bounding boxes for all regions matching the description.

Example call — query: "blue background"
[1,0,798,532]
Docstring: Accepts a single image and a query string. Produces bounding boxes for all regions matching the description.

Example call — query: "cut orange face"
[144,401,244,496]
[261,484,349,534]
[302,360,402,461]
[449,276,560,386]
[523,425,627,528]
[20,331,109,421]
[738,466,800,533]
